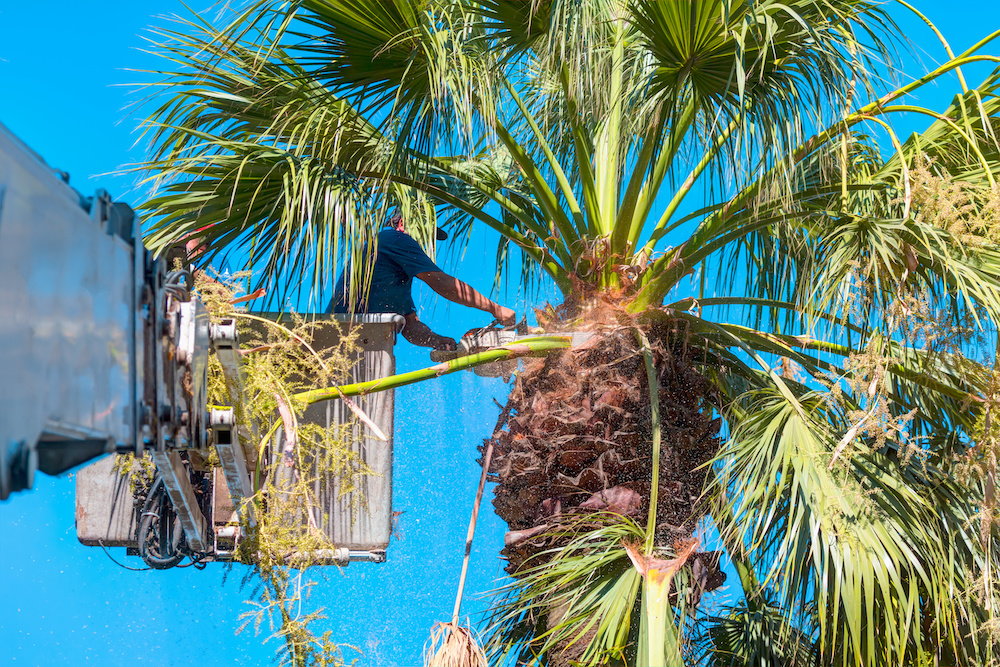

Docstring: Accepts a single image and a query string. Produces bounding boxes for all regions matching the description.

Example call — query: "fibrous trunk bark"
[485,321,724,574]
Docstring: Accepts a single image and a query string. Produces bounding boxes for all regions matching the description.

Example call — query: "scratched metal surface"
[0,122,139,454]
[316,315,397,553]
[75,456,140,546]
[270,314,400,556]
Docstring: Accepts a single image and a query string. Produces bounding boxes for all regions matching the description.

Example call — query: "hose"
[137,477,186,570]
[164,269,194,301]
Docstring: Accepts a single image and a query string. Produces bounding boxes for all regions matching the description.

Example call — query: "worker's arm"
[417,271,516,325]
[401,312,457,350]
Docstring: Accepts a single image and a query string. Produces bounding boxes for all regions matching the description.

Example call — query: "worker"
[329,212,516,350]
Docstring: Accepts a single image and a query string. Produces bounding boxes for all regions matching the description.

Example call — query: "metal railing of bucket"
[76,313,404,567]
[264,313,404,565]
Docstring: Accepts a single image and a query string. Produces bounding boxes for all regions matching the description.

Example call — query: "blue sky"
[2,2,1000,666]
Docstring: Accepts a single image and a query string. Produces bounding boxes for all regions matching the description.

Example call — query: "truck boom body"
[0,123,147,498]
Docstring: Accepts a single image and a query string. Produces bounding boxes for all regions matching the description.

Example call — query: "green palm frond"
[485,515,660,667]
[136,11,389,306]
[628,0,894,149]
[293,0,500,157]
[712,387,987,665]
[691,591,818,667]
[631,47,1000,312]
[475,0,551,58]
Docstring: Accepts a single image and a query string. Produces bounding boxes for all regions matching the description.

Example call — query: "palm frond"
[294,0,500,157]
[713,387,986,665]
[484,515,647,667]
[691,592,818,667]
[136,12,387,306]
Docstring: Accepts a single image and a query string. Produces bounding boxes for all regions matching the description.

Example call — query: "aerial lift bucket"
[76,313,403,567]
[259,313,403,564]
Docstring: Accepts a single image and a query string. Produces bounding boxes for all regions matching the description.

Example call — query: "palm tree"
[137,1,1000,664]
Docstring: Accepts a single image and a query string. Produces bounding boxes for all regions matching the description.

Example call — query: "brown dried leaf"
[579,486,642,515]
[504,524,549,547]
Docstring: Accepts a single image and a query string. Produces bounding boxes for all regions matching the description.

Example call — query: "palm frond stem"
[503,80,586,244]
[641,114,741,257]
[493,122,580,258]
[559,64,603,237]
[637,328,662,555]
[295,335,571,405]
[870,105,999,187]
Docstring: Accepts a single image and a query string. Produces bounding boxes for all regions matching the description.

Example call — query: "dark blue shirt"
[330,229,442,316]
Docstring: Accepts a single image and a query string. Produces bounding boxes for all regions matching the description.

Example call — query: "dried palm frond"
[424,622,487,667]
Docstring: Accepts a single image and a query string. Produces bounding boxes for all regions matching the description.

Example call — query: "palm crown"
[138,1,1000,664]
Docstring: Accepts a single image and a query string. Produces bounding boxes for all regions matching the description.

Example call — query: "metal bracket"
[210,408,253,519]
[210,319,244,406]
[208,320,256,547]
[149,450,209,553]
[86,189,134,243]
[175,300,209,450]
[142,258,166,453]
[214,525,239,560]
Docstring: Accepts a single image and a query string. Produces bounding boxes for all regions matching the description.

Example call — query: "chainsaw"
[428,318,532,380]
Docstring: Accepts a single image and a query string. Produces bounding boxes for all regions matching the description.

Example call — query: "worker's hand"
[495,306,516,327]
[432,336,458,351]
